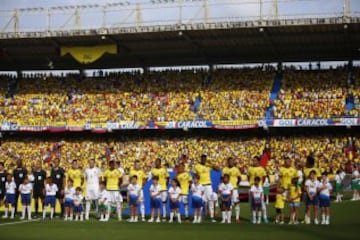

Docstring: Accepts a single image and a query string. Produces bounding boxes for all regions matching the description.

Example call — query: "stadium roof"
[0,17,360,71]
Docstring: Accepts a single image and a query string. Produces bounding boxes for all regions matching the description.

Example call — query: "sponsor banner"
[67,126,85,132]
[91,128,107,133]
[296,119,330,127]
[119,121,142,130]
[273,119,296,127]
[334,118,358,126]
[156,121,177,129]
[48,126,67,133]
[213,124,258,130]
[18,126,47,132]
[176,120,212,129]
[106,122,119,130]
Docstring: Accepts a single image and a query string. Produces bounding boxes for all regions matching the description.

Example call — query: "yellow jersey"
[151,167,169,191]
[176,172,192,195]
[289,185,301,203]
[275,193,287,209]
[103,169,122,191]
[194,164,212,185]
[248,166,266,185]
[303,167,321,179]
[222,167,241,188]
[129,168,147,187]
[67,169,83,188]
[279,167,298,189]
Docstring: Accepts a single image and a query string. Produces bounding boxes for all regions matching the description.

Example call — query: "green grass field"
[0,201,359,240]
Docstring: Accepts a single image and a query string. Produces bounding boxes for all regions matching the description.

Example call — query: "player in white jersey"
[304,170,320,224]
[351,166,359,201]
[127,176,141,222]
[84,159,102,220]
[98,182,110,222]
[3,174,16,219]
[168,179,181,223]
[334,169,344,202]
[191,174,204,224]
[250,177,263,224]
[43,177,59,220]
[19,176,33,220]
[318,173,332,225]
[218,174,233,224]
[149,176,162,223]
[64,179,75,221]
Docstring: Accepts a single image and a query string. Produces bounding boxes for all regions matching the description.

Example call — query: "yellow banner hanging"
[60,44,117,64]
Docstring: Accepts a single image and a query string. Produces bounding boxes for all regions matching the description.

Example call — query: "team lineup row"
[1,155,360,224]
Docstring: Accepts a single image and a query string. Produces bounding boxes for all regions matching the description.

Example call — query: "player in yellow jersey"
[247,156,268,223]
[176,163,192,220]
[222,157,241,223]
[103,160,123,221]
[151,158,169,221]
[129,160,147,221]
[278,157,298,190]
[194,154,219,222]
[67,160,84,188]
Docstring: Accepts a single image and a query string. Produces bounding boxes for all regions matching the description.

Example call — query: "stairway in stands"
[265,73,282,119]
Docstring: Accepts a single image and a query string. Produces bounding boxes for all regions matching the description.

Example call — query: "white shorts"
[232,189,239,203]
[180,195,189,205]
[161,191,168,202]
[108,191,123,204]
[85,185,99,201]
[203,185,214,202]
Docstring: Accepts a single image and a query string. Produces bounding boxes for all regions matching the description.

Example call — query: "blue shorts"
[191,196,203,209]
[306,195,319,206]
[44,196,56,207]
[73,205,83,213]
[169,200,180,210]
[21,194,31,205]
[289,202,300,208]
[150,198,161,209]
[5,193,16,205]
[319,195,330,208]
[251,197,262,210]
[221,194,232,208]
[129,194,138,207]
[64,198,74,208]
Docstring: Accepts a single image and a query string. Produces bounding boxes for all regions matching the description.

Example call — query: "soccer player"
[19,176,33,220]
[103,160,123,221]
[151,158,169,221]
[278,157,298,191]
[84,159,102,220]
[274,186,286,224]
[32,161,46,217]
[168,179,181,223]
[194,154,218,222]
[129,160,147,221]
[149,176,162,223]
[288,178,301,224]
[64,179,75,221]
[127,175,141,222]
[43,177,58,220]
[218,174,233,224]
[222,157,241,223]
[67,160,84,188]
[2,174,16,219]
[351,165,359,201]
[304,170,320,224]
[334,169,344,202]
[73,187,84,221]
[51,158,65,217]
[263,175,270,205]
[175,163,192,221]
[248,156,268,223]
[318,173,332,225]
[13,159,27,216]
[250,176,263,224]
[191,174,204,224]
[98,181,110,222]
[0,162,7,207]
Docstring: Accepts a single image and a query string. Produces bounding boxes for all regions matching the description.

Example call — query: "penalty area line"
[0,219,40,227]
